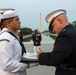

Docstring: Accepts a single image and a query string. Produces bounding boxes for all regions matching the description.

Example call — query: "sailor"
[0,10,38,75]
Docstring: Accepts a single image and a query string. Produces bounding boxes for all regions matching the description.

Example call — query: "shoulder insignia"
[0,39,10,42]
[38,34,40,36]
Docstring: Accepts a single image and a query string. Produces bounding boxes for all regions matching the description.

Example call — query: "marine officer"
[37,8,76,75]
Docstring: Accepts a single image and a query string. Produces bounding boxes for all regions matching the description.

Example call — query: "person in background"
[16,29,26,54]
[17,29,23,42]
[32,28,42,53]
[0,10,38,75]
[37,8,76,75]
[0,22,3,31]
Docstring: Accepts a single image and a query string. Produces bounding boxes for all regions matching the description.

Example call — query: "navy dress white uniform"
[0,10,38,75]
[37,9,76,75]
[0,28,28,75]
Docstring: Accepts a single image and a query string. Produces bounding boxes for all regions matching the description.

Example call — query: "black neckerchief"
[0,30,26,56]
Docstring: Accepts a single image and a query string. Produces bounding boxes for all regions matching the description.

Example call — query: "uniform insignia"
[0,39,10,42]
[38,34,40,36]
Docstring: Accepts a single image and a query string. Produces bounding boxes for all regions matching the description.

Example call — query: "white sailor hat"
[45,9,66,31]
[34,28,38,30]
[0,10,18,20]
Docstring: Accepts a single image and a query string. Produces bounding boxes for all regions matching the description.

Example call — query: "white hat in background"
[0,10,18,20]
[17,29,21,32]
[45,8,66,31]
[34,28,38,30]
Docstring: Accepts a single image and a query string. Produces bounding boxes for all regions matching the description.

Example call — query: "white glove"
[27,63,39,68]
[29,63,39,67]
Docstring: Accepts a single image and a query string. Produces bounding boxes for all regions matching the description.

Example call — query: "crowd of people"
[0,8,76,75]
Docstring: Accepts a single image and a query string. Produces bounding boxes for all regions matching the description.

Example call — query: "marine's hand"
[36,48,42,59]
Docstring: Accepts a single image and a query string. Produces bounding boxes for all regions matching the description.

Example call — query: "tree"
[72,21,76,28]
[21,27,33,36]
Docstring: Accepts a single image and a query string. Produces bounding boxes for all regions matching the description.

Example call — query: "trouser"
[55,68,76,75]
[34,46,41,53]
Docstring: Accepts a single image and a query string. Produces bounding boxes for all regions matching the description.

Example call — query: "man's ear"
[8,19,12,25]
[58,18,62,24]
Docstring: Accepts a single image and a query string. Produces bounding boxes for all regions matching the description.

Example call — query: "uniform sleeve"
[0,40,28,72]
[39,36,73,66]
[38,33,42,41]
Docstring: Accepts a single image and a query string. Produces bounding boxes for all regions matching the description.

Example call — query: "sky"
[0,0,76,31]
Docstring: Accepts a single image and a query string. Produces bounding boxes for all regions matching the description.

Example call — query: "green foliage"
[23,37,32,42]
[72,21,76,29]
[21,27,33,36]
[49,35,56,40]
